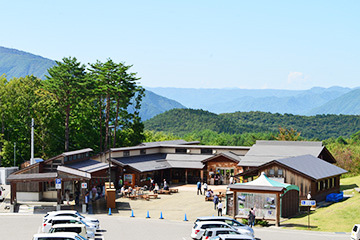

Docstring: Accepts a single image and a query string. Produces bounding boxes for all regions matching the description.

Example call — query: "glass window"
[201,148,212,154]
[123,151,130,157]
[175,148,187,154]
[269,169,275,176]
[140,149,146,155]
[278,169,283,177]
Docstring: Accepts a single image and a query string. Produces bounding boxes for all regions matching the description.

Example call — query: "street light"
[108,125,115,189]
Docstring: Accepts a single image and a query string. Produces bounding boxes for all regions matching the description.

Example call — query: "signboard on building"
[55,178,61,189]
[81,183,87,189]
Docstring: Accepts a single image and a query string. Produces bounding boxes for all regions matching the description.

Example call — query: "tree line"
[0,57,145,167]
[144,109,360,140]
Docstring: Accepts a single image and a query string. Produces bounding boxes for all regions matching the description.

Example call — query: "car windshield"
[79,219,88,227]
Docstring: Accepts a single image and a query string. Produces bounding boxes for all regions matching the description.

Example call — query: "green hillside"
[308,88,360,115]
[144,109,360,140]
[0,46,55,79]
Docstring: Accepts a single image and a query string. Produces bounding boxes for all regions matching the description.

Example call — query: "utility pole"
[30,118,34,165]
[108,125,114,188]
[13,142,16,167]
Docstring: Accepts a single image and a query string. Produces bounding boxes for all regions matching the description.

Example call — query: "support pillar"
[57,189,61,211]
[185,169,188,184]
[232,191,236,219]
[200,170,204,182]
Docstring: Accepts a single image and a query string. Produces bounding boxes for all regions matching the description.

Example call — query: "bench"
[169,188,179,193]
[128,195,138,200]
[140,195,150,201]
[205,196,214,201]
[158,190,171,194]
[148,194,158,199]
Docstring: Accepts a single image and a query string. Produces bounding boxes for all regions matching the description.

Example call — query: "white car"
[42,216,96,234]
[195,216,254,237]
[210,234,255,240]
[202,227,242,240]
[0,186,5,201]
[351,224,360,240]
[32,232,86,240]
[43,210,99,229]
[191,221,234,240]
[49,223,95,240]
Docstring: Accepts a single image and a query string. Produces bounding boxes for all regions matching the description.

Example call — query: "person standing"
[248,210,255,228]
[213,194,219,210]
[203,182,208,193]
[197,180,202,195]
[250,207,256,227]
[217,200,223,216]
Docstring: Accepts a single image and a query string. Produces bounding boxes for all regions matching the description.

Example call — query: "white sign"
[81,183,87,189]
[55,178,61,189]
[301,200,316,206]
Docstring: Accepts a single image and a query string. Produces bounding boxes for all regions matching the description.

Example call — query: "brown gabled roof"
[201,152,240,163]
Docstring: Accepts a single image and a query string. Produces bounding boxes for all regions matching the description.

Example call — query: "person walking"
[217,200,223,216]
[213,194,219,210]
[197,180,202,195]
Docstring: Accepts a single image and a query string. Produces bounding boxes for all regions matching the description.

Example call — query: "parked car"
[351,224,360,240]
[210,234,255,240]
[0,186,5,201]
[42,216,96,234]
[191,221,234,240]
[195,216,254,237]
[32,232,87,240]
[49,223,94,239]
[43,210,99,229]
[202,227,242,240]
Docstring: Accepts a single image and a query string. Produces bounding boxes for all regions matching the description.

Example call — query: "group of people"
[149,178,169,193]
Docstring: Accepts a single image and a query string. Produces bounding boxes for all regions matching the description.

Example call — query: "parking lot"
[0,184,351,240]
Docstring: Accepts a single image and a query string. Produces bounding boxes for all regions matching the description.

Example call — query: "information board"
[300,200,316,206]
[237,192,277,220]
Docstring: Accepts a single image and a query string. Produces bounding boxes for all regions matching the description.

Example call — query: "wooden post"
[10,182,16,205]
[200,170,204,182]
[185,169,188,184]
[276,193,281,227]
[232,190,236,219]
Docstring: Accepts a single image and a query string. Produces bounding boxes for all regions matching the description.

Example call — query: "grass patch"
[281,175,360,232]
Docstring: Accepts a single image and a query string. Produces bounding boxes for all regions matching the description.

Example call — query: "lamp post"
[108,125,115,189]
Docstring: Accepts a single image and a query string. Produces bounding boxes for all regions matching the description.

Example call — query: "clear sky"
[1,1,359,90]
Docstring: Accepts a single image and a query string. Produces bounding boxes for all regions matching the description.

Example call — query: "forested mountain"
[139,90,186,121]
[144,109,360,140]
[147,86,354,115]
[307,88,360,115]
[0,46,55,79]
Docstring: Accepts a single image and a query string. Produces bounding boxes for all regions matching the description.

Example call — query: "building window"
[140,149,146,155]
[175,148,187,154]
[123,151,130,157]
[269,169,275,177]
[201,148,212,155]
[277,169,283,177]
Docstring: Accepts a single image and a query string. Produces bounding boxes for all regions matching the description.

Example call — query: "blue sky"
[1,1,359,90]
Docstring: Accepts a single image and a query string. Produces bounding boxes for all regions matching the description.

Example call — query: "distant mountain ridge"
[2,45,360,118]
[0,46,56,79]
[147,86,359,115]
